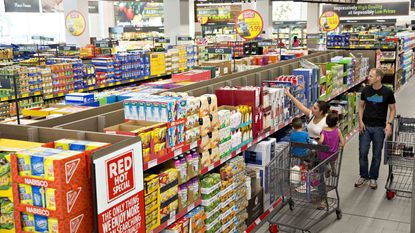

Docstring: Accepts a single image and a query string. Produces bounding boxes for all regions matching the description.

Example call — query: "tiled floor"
[255,78,415,233]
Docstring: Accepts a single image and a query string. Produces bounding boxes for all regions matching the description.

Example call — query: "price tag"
[168,217,176,226]
[187,203,195,210]
[88,87,94,90]
[58,93,64,97]
[130,79,135,82]
[190,141,197,149]
[208,165,214,171]
[178,36,192,41]
[109,83,114,87]
[1,97,8,101]
[45,94,52,99]
[116,81,121,85]
[144,76,149,79]
[34,91,41,95]
[78,89,83,93]
[236,149,241,155]
[22,93,29,98]
[148,160,158,168]
[254,218,261,225]
[174,148,183,156]
[99,85,105,88]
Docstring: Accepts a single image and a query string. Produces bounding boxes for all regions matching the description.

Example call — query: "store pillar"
[306,3,320,34]
[256,0,273,38]
[164,0,194,44]
[64,0,90,46]
[98,1,115,39]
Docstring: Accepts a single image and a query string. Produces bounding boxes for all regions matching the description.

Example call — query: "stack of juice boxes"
[11,139,110,233]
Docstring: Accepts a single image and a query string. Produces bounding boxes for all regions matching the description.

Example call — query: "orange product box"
[10,150,92,218]
[171,70,211,83]
[15,207,93,233]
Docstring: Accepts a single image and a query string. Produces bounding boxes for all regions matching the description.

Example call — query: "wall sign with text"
[4,0,40,12]
[93,140,145,233]
[235,9,264,40]
[322,2,410,17]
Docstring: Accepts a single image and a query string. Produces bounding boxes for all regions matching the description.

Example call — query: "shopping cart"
[268,142,343,233]
[384,116,415,200]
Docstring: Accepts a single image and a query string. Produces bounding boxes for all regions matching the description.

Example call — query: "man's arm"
[358,100,366,133]
[385,103,396,137]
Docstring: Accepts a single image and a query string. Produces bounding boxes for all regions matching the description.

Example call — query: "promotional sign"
[65,11,86,37]
[235,9,264,40]
[89,1,99,14]
[322,2,410,17]
[41,0,64,13]
[94,140,145,233]
[319,11,340,32]
[115,2,164,27]
[258,40,279,47]
[4,0,40,12]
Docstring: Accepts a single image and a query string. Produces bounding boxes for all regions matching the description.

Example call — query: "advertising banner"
[235,9,264,40]
[320,11,340,32]
[4,0,40,12]
[65,11,86,37]
[89,1,99,14]
[93,139,145,233]
[322,2,410,17]
[41,0,64,13]
[115,1,164,27]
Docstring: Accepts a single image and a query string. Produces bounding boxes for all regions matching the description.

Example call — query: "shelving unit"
[272,21,307,49]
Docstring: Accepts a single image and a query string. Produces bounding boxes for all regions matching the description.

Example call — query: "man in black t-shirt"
[355,68,396,190]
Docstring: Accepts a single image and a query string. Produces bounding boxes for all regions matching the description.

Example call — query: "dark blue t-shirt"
[290,131,310,157]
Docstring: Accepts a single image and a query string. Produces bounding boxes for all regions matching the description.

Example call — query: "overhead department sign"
[323,2,410,17]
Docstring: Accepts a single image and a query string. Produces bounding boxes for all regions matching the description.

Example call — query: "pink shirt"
[319,128,340,161]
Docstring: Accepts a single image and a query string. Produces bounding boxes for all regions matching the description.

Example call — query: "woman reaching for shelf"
[284,89,330,139]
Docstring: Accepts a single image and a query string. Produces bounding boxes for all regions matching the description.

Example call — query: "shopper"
[292,36,300,48]
[318,112,345,177]
[355,68,396,190]
[285,90,330,140]
[290,117,311,162]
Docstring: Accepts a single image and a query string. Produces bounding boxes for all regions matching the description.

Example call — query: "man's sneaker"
[354,178,367,187]
[369,179,378,190]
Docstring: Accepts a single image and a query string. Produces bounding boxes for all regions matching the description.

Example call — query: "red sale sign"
[93,140,145,233]
[106,150,135,202]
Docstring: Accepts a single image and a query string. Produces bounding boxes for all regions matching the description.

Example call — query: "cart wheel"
[336,209,342,220]
[386,191,396,200]
[269,224,279,233]
[288,199,295,210]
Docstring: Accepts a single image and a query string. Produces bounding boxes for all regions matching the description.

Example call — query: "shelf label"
[187,203,195,210]
[154,38,170,43]
[1,97,8,101]
[168,216,176,225]
[130,79,135,82]
[148,160,157,169]
[208,165,214,171]
[258,41,278,47]
[22,93,29,98]
[109,83,114,87]
[178,36,192,41]
[116,81,121,85]
[174,148,183,156]
[99,85,105,88]
[34,91,41,95]
[58,93,64,97]
[89,87,94,90]
[190,141,197,149]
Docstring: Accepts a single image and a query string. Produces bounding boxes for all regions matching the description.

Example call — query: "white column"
[64,0,90,46]
[99,1,115,39]
[164,0,181,44]
[306,3,320,34]
[256,0,273,38]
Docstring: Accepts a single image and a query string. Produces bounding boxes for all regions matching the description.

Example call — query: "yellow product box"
[44,151,81,181]
[53,139,75,150]
[18,184,33,205]
[21,212,35,232]
[145,199,158,215]
[45,187,56,211]
[145,189,158,206]
[145,208,159,225]
[48,217,59,233]
[144,174,159,195]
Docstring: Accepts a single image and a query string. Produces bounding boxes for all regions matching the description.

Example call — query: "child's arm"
[338,129,345,147]
[318,133,324,145]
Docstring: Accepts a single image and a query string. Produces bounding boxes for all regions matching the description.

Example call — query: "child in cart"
[318,112,345,176]
[290,117,313,165]
[317,112,345,209]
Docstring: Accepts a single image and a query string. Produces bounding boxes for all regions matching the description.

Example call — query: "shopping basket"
[384,115,415,200]
[268,142,343,233]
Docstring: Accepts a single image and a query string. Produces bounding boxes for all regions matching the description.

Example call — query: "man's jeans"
[359,126,385,180]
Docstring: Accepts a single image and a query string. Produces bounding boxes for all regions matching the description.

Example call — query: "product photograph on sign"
[235,9,264,40]
[65,11,87,37]
[320,11,340,32]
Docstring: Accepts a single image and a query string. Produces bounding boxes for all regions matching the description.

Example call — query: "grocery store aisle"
[256,77,415,233]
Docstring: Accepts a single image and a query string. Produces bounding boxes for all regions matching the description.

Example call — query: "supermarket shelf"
[244,196,284,233]
[200,114,304,175]
[2,68,194,102]
[144,140,199,170]
[326,76,368,102]
[0,91,42,102]
[345,128,359,143]
[149,198,202,233]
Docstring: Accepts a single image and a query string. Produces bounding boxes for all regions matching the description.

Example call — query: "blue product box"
[32,186,46,208]
[65,93,94,104]
[81,101,100,107]
[34,215,49,232]
[293,69,313,107]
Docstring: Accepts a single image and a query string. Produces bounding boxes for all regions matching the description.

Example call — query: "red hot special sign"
[94,141,145,233]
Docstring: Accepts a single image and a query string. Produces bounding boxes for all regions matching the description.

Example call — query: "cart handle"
[290,142,330,152]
